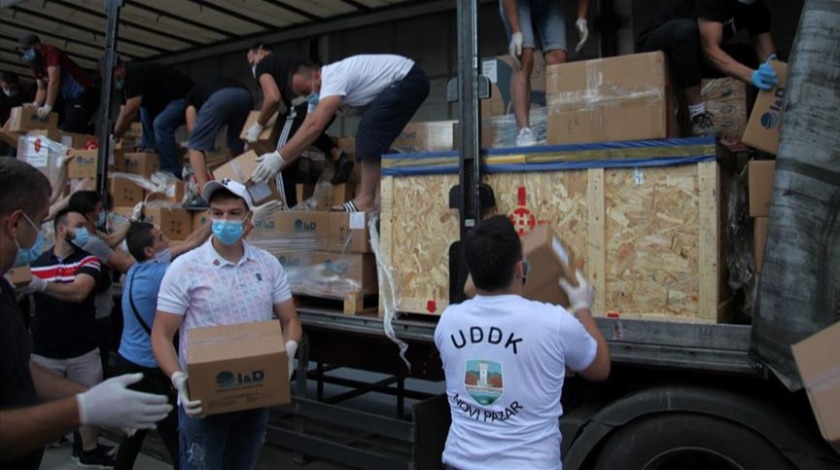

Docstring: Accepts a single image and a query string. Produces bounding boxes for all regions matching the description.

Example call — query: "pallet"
[295,292,379,315]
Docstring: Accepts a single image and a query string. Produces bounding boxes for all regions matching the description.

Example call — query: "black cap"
[18,32,40,49]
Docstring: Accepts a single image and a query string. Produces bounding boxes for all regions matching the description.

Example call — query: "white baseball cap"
[201,178,254,209]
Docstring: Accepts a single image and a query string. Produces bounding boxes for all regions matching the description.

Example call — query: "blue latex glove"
[751,62,779,90]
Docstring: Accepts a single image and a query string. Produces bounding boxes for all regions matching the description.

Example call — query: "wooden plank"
[697,161,720,321]
[587,168,607,314]
[378,176,395,317]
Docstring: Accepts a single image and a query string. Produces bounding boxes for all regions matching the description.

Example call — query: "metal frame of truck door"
[95,0,122,196]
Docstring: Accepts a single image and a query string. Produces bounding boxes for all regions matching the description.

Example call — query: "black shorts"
[356,64,430,161]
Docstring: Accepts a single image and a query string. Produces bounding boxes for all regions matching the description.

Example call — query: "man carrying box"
[184,76,254,208]
[636,0,779,136]
[17,33,99,133]
[113,218,211,469]
[151,179,302,469]
[245,44,352,206]
[435,216,610,470]
[251,54,429,213]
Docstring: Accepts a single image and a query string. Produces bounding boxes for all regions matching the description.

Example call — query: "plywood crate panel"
[379,137,727,322]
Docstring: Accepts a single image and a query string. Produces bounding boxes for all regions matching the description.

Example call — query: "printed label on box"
[27,139,49,167]
[248,182,272,203]
[349,212,365,230]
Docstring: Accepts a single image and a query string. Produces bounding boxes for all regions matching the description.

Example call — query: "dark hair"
[69,190,102,217]
[292,62,318,76]
[464,215,522,291]
[0,158,51,218]
[249,43,272,52]
[53,208,73,233]
[208,187,247,208]
[126,222,156,262]
[1,71,20,84]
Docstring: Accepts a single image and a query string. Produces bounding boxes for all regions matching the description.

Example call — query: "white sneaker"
[515,127,537,147]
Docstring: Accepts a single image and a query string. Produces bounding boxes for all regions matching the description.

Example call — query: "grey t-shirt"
[84,235,114,320]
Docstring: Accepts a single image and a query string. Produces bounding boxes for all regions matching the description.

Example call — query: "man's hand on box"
[559,269,595,312]
[244,122,264,143]
[36,104,52,119]
[171,371,203,417]
[252,151,285,183]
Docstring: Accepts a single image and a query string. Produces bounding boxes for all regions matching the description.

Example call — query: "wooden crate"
[379,137,728,322]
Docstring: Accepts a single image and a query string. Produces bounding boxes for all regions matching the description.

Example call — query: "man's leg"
[62,89,99,134]
[223,408,270,469]
[153,98,188,177]
[139,108,157,152]
[180,408,230,470]
[637,18,715,135]
[95,316,112,377]
[66,349,105,455]
[188,91,231,197]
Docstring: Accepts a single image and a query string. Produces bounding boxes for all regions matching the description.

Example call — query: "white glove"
[171,371,203,417]
[109,134,119,148]
[575,19,589,52]
[131,201,144,223]
[286,340,298,380]
[558,269,595,311]
[244,122,265,143]
[76,373,173,430]
[37,103,53,119]
[16,276,47,295]
[508,32,523,69]
[252,151,285,183]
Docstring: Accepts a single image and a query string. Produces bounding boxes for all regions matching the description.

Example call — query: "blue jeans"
[187,88,253,155]
[140,98,187,176]
[179,407,269,470]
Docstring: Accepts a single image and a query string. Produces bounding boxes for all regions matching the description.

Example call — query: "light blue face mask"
[13,213,44,267]
[115,79,124,90]
[306,92,320,107]
[70,227,90,248]
[96,211,107,228]
[22,48,36,62]
[211,219,244,246]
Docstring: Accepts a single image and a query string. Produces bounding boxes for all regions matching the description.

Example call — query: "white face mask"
[2,87,16,97]
[154,247,172,264]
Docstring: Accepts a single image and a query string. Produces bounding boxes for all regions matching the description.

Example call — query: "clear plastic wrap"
[726,165,758,316]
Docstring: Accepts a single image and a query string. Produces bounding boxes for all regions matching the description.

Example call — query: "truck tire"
[593,413,796,470]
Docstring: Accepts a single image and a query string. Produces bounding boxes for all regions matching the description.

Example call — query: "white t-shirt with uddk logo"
[434,294,597,470]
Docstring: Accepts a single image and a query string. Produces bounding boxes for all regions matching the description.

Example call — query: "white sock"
[688,103,706,119]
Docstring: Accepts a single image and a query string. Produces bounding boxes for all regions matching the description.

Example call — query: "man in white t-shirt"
[434,215,611,470]
[150,178,302,470]
[250,54,430,213]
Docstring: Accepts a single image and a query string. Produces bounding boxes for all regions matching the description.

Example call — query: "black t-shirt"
[255,53,308,108]
[649,0,771,42]
[0,278,44,470]
[185,76,248,111]
[31,247,100,359]
[0,83,36,126]
[123,62,194,115]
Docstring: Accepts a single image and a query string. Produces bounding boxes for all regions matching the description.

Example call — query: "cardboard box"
[701,78,749,143]
[109,176,145,207]
[546,52,677,145]
[0,128,20,147]
[748,160,776,217]
[482,82,506,118]
[148,180,186,205]
[791,322,840,453]
[213,150,283,207]
[464,224,576,307]
[124,153,160,178]
[296,184,314,205]
[275,250,313,271]
[453,121,496,150]
[17,134,66,183]
[742,61,788,155]
[186,321,290,416]
[248,211,330,245]
[331,183,355,207]
[754,217,768,273]
[7,106,58,133]
[192,210,209,230]
[5,265,32,287]
[111,206,136,220]
[239,111,280,155]
[60,132,98,149]
[328,212,371,253]
[143,207,192,241]
[27,129,62,142]
[67,149,98,179]
[392,121,456,152]
[310,251,378,294]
